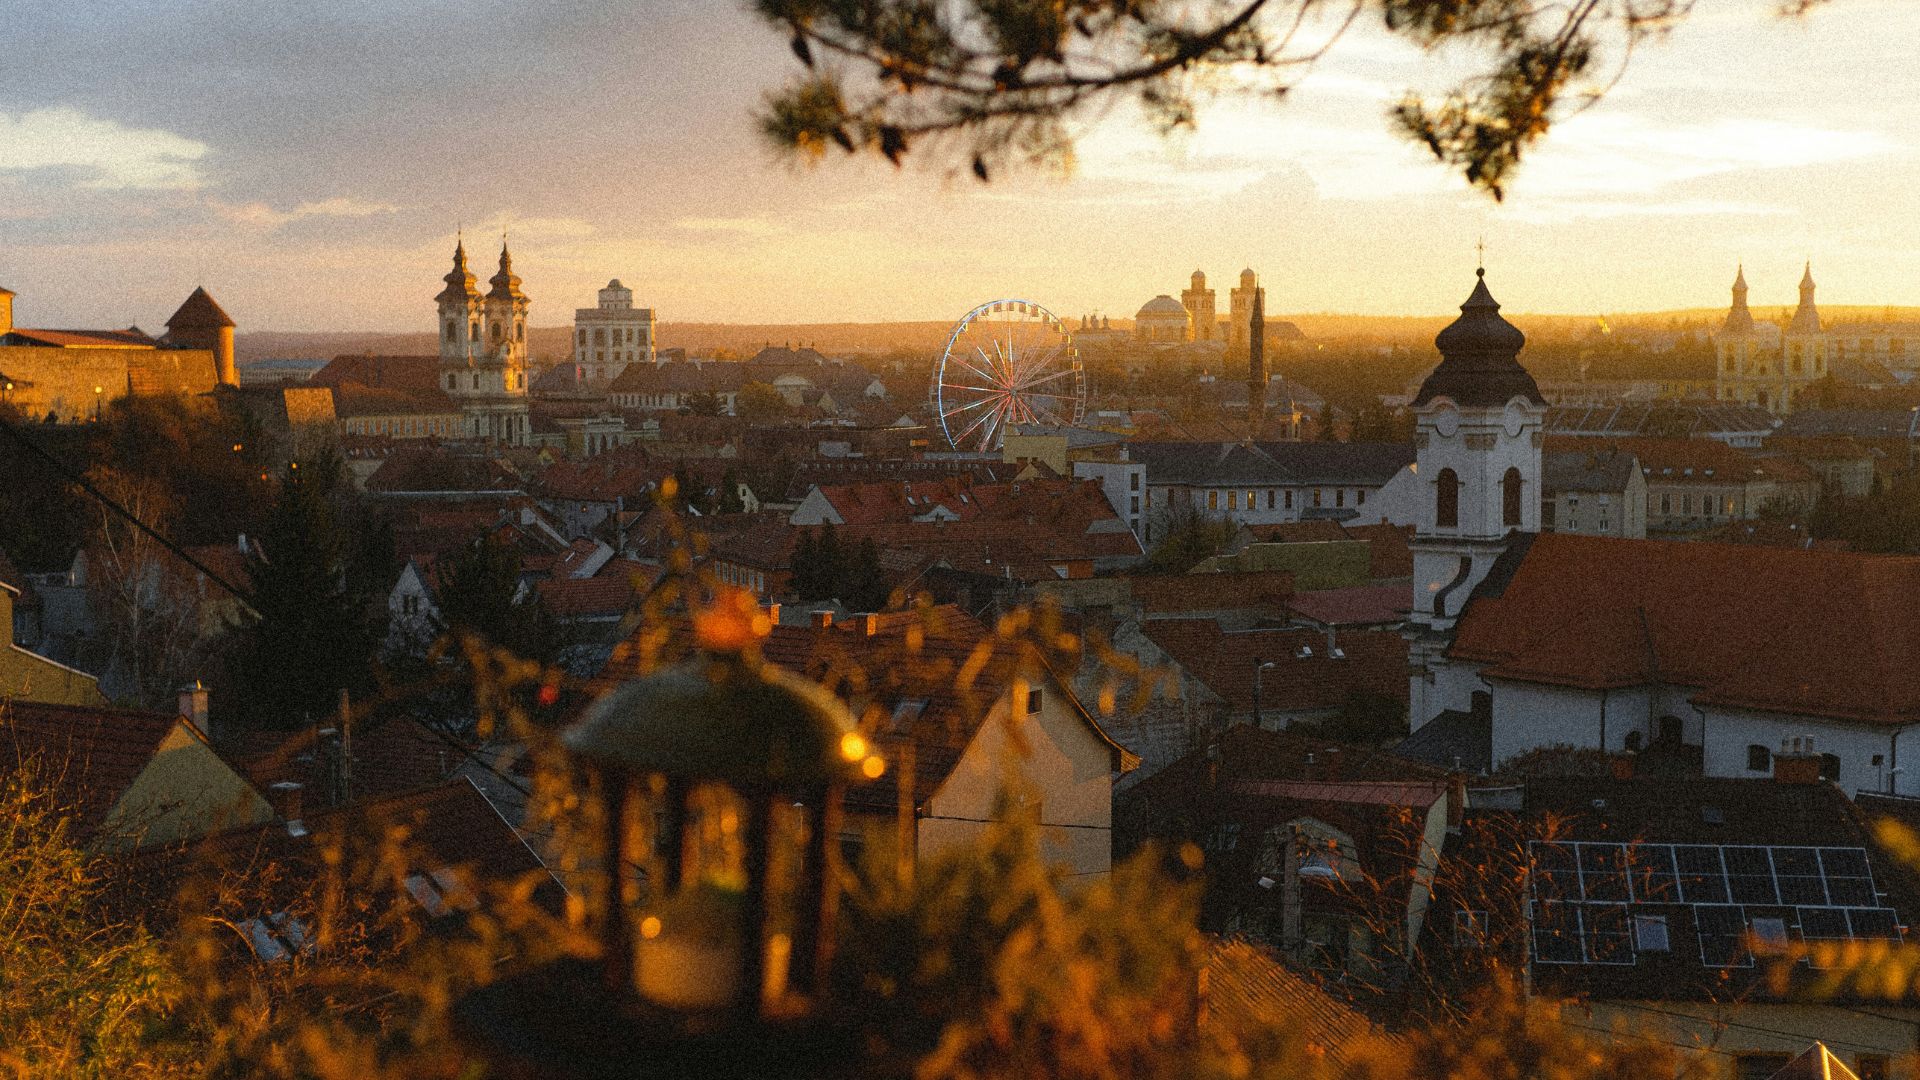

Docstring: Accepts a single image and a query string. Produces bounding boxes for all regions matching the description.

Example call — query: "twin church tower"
[435,235,532,444]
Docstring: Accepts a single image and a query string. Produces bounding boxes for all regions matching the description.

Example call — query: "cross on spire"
[1476,236,1486,275]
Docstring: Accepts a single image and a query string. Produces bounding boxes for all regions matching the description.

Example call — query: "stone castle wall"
[0,346,218,421]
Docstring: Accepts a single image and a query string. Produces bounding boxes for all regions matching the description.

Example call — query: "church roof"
[1722,265,1756,334]
[164,286,235,330]
[1137,294,1187,318]
[1450,532,1920,725]
[1413,271,1543,409]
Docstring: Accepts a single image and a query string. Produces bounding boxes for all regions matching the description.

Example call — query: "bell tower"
[1406,270,1545,726]
[436,235,482,395]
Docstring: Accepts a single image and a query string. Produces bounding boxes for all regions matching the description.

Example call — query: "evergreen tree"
[790,528,821,599]
[844,536,891,612]
[813,523,845,599]
[230,459,378,731]
[718,468,746,514]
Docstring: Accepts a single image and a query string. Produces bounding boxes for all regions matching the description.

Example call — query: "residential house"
[1763,436,1879,498]
[1541,439,1647,538]
[1118,723,1455,984]
[1127,441,1415,538]
[0,689,271,851]
[1136,620,1408,735]
[595,605,1138,878]
[1616,438,1818,534]
[1,575,105,706]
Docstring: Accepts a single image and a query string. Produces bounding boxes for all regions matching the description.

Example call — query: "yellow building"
[1135,294,1192,344]
[0,579,105,706]
[1714,264,1830,415]
[1182,270,1218,343]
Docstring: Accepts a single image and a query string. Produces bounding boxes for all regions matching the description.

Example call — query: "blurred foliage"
[1142,503,1241,574]
[752,0,1828,198]
[0,756,194,1078]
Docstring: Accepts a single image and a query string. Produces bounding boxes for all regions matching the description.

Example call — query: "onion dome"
[165,286,235,330]
[1413,270,1543,409]
[435,239,480,304]
[487,244,526,302]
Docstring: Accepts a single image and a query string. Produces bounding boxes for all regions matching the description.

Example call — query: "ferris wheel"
[931,299,1085,452]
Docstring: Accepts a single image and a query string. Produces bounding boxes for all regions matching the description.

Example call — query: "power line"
[0,410,258,616]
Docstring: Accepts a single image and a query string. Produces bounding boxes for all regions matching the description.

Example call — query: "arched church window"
[1435,468,1459,529]
[516,322,525,342]
[491,322,503,343]
[446,373,455,390]
[1502,467,1523,528]
[445,320,456,342]
[471,322,480,341]
[471,373,480,390]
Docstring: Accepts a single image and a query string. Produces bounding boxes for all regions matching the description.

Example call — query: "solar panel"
[1525,842,1901,968]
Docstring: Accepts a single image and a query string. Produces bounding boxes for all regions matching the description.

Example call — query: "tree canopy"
[755,0,1827,198]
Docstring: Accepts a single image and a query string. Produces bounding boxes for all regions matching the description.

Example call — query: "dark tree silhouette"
[755,0,1826,199]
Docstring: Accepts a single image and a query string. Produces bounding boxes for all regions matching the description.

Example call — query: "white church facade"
[1405,271,1920,798]
[435,237,532,445]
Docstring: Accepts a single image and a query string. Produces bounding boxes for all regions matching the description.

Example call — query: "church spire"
[1789,261,1821,334]
[1413,269,1542,409]
[1723,264,1755,334]
[435,234,479,304]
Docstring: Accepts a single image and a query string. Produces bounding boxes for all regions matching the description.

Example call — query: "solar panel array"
[1524,842,1902,968]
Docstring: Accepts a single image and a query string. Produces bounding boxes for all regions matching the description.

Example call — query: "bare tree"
[82,467,206,706]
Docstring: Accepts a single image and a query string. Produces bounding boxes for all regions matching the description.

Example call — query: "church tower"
[1181,270,1217,342]
[1247,280,1266,437]
[1406,270,1545,726]
[436,236,483,383]
[1227,268,1258,358]
[1778,261,1828,414]
[435,236,530,445]
[1713,265,1759,405]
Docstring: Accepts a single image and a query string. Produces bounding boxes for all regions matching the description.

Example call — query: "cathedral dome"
[1414,270,1543,409]
[1137,295,1187,318]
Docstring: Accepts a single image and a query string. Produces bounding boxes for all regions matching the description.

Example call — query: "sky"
[2,0,1918,333]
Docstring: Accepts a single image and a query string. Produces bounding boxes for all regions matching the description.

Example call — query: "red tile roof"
[1614,436,1815,486]
[1131,570,1295,614]
[1287,584,1408,627]
[310,354,443,396]
[1341,523,1414,578]
[0,700,185,834]
[1452,532,1920,724]
[1140,621,1408,714]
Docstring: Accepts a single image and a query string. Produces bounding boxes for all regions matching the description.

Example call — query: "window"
[1026,686,1042,714]
[1284,490,1293,509]
[1246,490,1255,511]
[1208,491,1218,510]
[516,322,525,342]
[1661,494,1672,515]
[1267,490,1275,509]
[1856,1055,1890,1080]
[1357,489,1366,505]
[1312,489,1323,507]
[1747,744,1771,772]
[1228,490,1238,510]
[444,320,455,342]
[594,328,606,345]
[1632,913,1670,953]
[1502,467,1523,527]
[1436,468,1460,528]
[578,329,587,346]
[1130,473,1139,491]
[1130,496,1139,514]
[491,321,503,342]
[1335,489,1345,508]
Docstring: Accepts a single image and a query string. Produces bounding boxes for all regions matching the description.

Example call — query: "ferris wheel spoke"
[941,397,998,426]
[1015,365,1077,391]
[949,350,998,385]
[1008,341,1058,386]
[941,381,1012,396]
[951,399,1004,446]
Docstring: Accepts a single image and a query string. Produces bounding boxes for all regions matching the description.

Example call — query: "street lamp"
[1251,659,1277,729]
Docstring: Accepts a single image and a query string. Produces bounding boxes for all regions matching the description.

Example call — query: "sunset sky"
[3,0,1918,333]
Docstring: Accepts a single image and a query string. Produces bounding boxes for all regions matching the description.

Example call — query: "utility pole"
[1252,658,1276,728]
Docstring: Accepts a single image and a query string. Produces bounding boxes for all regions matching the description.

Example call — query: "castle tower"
[1406,270,1545,726]
[1227,267,1258,358]
[1181,270,1217,343]
[163,286,237,387]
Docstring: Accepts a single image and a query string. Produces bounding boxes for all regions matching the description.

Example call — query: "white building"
[572,279,656,383]
[1403,272,1920,797]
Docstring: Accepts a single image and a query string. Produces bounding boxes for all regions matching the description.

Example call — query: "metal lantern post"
[453,612,879,1078]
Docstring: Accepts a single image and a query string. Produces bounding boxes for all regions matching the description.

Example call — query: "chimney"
[810,609,834,629]
[764,602,781,625]
[858,612,879,636]
[268,780,305,825]
[1774,736,1823,784]
[177,681,212,740]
